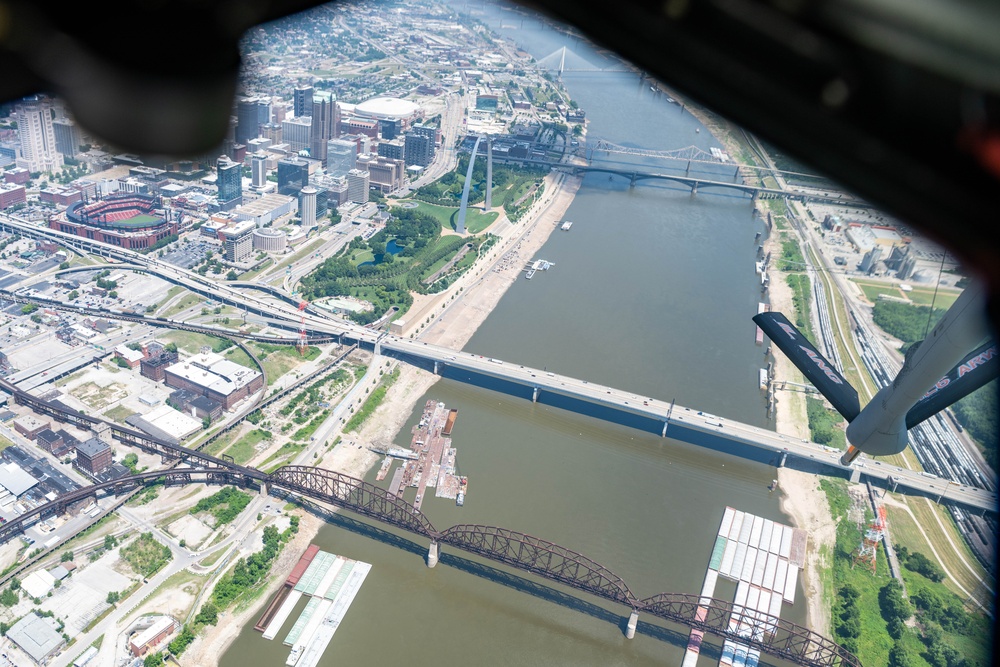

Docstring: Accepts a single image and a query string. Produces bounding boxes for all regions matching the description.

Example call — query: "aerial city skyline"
[0,1,993,666]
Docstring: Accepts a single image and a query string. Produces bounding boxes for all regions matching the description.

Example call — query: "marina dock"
[524,258,554,279]
[680,507,807,667]
[258,545,372,667]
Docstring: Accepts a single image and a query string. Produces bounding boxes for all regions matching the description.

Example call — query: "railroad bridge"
[0,431,858,667]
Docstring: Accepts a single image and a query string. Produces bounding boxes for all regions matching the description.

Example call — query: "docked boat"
[560,220,573,231]
[456,492,465,506]
[286,645,302,666]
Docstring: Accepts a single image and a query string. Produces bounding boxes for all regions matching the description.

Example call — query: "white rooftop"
[0,461,38,496]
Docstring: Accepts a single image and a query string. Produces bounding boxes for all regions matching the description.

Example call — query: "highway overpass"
[3,214,995,514]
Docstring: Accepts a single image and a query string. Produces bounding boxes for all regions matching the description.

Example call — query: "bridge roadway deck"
[377,338,998,515]
[2,214,994,514]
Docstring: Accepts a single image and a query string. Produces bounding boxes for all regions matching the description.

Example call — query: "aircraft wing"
[754,311,861,422]
[905,341,999,429]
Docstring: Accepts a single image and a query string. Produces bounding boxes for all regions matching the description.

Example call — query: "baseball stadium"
[51,192,178,250]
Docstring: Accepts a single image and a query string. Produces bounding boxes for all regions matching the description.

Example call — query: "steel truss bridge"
[1,457,857,667]
[585,140,834,183]
[0,219,863,664]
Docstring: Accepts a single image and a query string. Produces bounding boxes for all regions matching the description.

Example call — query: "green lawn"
[852,279,903,304]
[397,200,498,234]
[905,288,960,309]
[248,343,319,382]
[225,429,271,464]
[103,405,135,424]
[161,292,203,318]
[239,258,273,280]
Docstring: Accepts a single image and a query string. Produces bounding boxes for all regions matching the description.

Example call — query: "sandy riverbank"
[685,102,837,635]
[185,171,582,666]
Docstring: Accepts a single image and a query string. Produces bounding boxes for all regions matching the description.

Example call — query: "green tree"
[143,652,164,667]
[60,550,74,562]
[68,290,79,300]
[227,270,238,280]
[59,261,70,270]
[104,534,118,550]
[195,602,218,626]
[879,579,912,625]
[107,590,120,604]
[888,643,916,667]
[0,587,18,607]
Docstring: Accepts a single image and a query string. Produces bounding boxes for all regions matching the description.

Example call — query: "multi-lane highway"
[2,211,997,518]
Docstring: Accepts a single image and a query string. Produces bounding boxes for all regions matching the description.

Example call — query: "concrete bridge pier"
[532,386,539,403]
[661,421,669,437]
[850,467,861,483]
[685,160,691,176]
[691,181,698,196]
[629,173,637,188]
[779,452,787,468]
[259,481,269,496]
[625,610,639,639]
[427,540,439,568]
[434,360,440,375]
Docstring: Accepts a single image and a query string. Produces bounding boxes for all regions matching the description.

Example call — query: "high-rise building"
[379,118,402,140]
[221,220,256,262]
[282,117,312,154]
[277,157,310,196]
[251,153,268,188]
[347,169,370,203]
[15,99,63,173]
[310,92,339,162]
[326,139,357,177]
[52,118,82,158]
[300,186,317,229]
[216,155,243,210]
[404,132,434,167]
[357,155,405,193]
[378,139,405,162]
[294,86,314,118]
[236,97,267,145]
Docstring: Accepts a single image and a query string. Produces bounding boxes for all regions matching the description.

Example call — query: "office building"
[236,97,270,145]
[310,91,339,162]
[378,139,405,161]
[15,98,63,173]
[347,169,370,203]
[300,186,318,229]
[282,117,312,154]
[235,192,297,226]
[253,228,288,253]
[294,85,314,117]
[405,125,436,167]
[277,157,310,196]
[52,117,83,158]
[357,155,405,193]
[221,219,256,262]
[251,152,268,188]
[216,155,243,210]
[326,138,357,177]
[379,118,402,140]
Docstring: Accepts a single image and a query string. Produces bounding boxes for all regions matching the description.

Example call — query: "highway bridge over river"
[2,214,995,515]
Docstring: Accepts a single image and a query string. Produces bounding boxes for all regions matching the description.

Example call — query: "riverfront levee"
[220,5,816,667]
